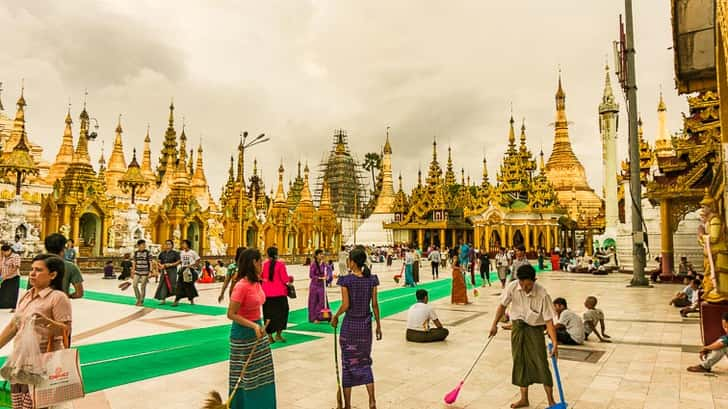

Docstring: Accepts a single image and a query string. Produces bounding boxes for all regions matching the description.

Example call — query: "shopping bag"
[32,348,84,407]
[0,315,44,385]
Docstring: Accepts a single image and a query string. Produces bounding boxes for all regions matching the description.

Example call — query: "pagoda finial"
[600,63,619,115]
[432,136,437,161]
[398,173,403,191]
[444,146,456,185]
[0,82,4,111]
[383,126,392,154]
[481,156,489,187]
[556,69,566,111]
[508,115,516,146]
[145,124,151,142]
[539,150,545,171]
[168,98,175,126]
[657,89,666,112]
[520,118,527,145]
[461,168,465,185]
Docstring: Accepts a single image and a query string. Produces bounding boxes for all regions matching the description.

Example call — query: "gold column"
[500,225,506,248]
[660,199,675,276]
[507,225,513,248]
[101,216,110,255]
[546,225,552,251]
[440,229,446,247]
[484,225,491,251]
[524,224,530,251]
[451,229,457,247]
[417,229,425,250]
[71,211,80,245]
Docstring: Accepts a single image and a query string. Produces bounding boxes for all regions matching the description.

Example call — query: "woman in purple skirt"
[331,247,382,409]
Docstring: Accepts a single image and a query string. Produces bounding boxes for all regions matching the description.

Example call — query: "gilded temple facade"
[219,144,342,256]
[385,118,567,254]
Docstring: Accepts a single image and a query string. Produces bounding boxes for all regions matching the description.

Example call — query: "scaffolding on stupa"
[314,129,368,223]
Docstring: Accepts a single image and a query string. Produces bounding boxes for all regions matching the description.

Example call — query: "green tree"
[363,152,382,190]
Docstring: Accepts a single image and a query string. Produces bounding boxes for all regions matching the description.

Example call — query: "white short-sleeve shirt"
[406,302,439,330]
[499,280,555,326]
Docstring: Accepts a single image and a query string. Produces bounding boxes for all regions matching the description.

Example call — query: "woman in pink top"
[227,248,276,409]
[0,254,72,408]
[261,247,292,344]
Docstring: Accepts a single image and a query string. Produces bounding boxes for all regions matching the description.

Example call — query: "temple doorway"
[513,230,524,248]
[287,232,296,254]
[489,230,501,253]
[187,222,201,253]
[246,227,258,249]
[79,212,102,256]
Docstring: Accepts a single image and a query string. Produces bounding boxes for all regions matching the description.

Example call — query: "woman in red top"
[261,247,292,344]
[227,248,276,409]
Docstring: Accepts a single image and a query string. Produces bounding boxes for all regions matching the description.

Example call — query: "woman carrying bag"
[261,247,293,344]
[173,239,200,307]
[0,254,72,408]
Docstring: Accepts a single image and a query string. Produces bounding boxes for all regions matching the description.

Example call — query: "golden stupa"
[544,74,604,230]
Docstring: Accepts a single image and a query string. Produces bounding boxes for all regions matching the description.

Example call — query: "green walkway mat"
[0,325,319,394]
[82,290,227,316]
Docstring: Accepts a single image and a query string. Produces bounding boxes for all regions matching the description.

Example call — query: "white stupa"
[347,129,395,246]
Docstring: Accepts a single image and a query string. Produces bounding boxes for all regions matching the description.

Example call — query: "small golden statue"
[698,192,728,303]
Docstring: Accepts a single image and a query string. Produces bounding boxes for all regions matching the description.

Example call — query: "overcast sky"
[0,1,686,200]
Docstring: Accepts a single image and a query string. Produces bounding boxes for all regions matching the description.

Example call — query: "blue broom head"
[547,403,567,409]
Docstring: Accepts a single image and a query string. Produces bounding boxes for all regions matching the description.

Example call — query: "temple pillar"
[439,229,446,248]
[660,199,675,278]
[524,224,531,251]
[417,229,425,250]
[71,211,80,245]
[500,225,506,248]
[507,225,513,248]
[451,229,456,247]
[546,225,552,251]
[484,225,491,252]
[101,216,111,255]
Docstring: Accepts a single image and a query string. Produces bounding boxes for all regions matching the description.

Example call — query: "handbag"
[32,332,84,407]
[182,267,198,283]
[286,283,297,299]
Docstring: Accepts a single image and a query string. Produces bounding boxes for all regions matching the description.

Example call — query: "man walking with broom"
[489,264,558,408]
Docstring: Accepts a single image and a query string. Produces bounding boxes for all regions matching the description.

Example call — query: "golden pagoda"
[386,115,565,253]
[104,115,127,196]
[543,73,604,242]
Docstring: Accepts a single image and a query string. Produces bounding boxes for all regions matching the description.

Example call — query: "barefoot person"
[489,264,558,408]
[155,240,180,305]
[331,247,382,409]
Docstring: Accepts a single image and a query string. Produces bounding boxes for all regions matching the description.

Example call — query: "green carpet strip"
[0,264,552,401]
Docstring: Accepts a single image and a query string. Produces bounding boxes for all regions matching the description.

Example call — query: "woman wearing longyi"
[225,248,276,409]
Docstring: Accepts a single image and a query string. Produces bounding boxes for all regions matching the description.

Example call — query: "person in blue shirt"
[688,312,728,373]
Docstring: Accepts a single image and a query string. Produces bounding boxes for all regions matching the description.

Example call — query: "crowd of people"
[1,231,725,409]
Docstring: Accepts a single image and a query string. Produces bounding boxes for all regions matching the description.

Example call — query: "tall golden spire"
[398,173,404,192]
[320,178,333,211]
[460,168,465,185]
[444,146,456,185]
[192,143,207,185]
[655,91,673,157]
[73,100,92,165]
[481,156,489,188]
[5,82,27,153]
[47,106,76,182]
[508,115,516,147]
[426,137,442,186]
[373,128,395,213]
[274,162,286,203]
[300,162,313,203]
[140,125,156,184]
[544,71,590,191]
[108,115,127,169]
[105,114,128,195]
[157,99,178,182]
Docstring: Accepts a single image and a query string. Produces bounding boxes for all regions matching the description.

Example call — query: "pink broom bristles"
[443,381,463,404]
[443,336,495,405]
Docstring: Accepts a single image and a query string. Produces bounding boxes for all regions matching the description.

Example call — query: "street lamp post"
[237,131,270,248]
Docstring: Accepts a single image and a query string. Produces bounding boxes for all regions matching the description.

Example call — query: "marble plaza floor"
[0,262,723,409]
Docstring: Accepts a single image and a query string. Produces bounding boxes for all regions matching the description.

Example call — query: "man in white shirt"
[490,264,557,409]
[406,289,449,343]
[552,297,584,345]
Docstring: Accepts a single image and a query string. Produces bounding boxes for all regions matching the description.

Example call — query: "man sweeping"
[489,264,558,408]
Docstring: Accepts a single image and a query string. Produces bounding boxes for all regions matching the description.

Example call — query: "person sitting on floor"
[680,279,702,318]
[553,297,584,345]
[670,279,700,308]
[406,289,449,343]
[688,312,728,373]
[103,260,115,279]
[677,256,696,284]
[583,296,611,342]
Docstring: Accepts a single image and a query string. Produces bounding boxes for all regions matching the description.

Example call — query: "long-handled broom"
[334,324,344,409]
[443,335,494,404]
[547,343,568,409]
[203,322,269,409]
